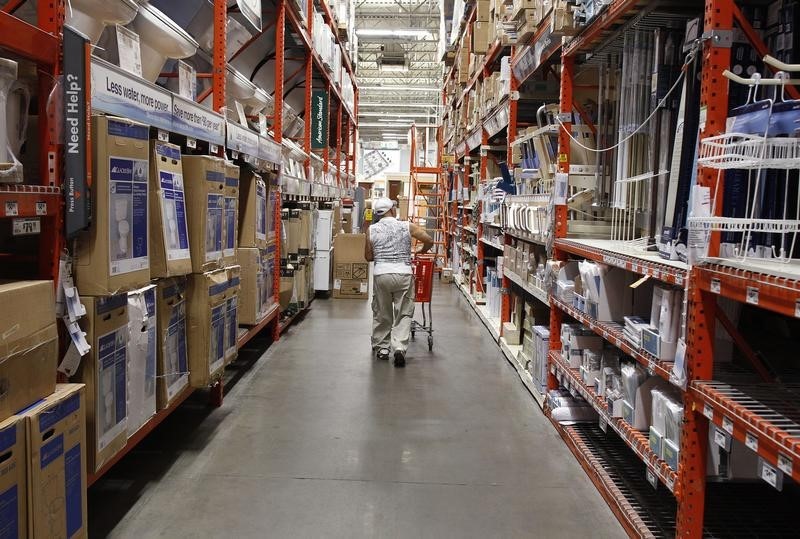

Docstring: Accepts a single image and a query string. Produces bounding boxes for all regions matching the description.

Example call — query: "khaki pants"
[372,273,415,352]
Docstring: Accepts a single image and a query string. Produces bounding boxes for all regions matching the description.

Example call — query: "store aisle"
[90,284,624,538]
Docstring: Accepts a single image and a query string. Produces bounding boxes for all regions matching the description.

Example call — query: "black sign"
[63,27,91,238]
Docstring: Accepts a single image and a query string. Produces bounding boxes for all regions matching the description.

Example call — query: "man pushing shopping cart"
[364,198,434,367]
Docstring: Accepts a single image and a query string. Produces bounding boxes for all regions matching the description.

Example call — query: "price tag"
[761,460,780,489]
[210,143,219,154]
[12,217,40,236]
[631,263,639,274]
[187,137,197,149]
[646,467,658,489]
[713,426,731,451]
[232,151,239,159]
[647,358,657,376]
[5,201,18,216]
[746,286,759,305]
[778,454,793,475]
[703,403,714,420]
[35,202,46,216]
[652,269,660,280]
[710,278,721,294]
[665,475,675,492]
[745,432,758,452]
[598,417,608,433]
[722,416,734,434]
[550,364,556,376]
[676,274,684,286]
[157,130,169,142]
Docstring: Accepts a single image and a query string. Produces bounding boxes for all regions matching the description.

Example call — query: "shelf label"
[702,403,714,420]
[760,459,782,490]
[647,358,657,376]
[35,202,46,216]
[646,467,658,489]
[12,217,40,236]
[665,475,675,492]
[778,454,793,475]
[4,201,18,217]
[91,57,172,132]
[722,416,734,434]
[157,130,169,142]
[210,144,219,155]
[652,269,660,280]
[745,432,758,452]
[746,286,759,305]
[598,417,608,433]
[713,426,731,451]
[675,273,684,286]
[259,135,282,165]
[710,278,721,294]
[631,263,639,274]
[172,94,225,146]
[226,121,260,158]
[186,137,197,149]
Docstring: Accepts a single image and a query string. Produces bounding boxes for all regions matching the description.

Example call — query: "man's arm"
[364,228,374,261]
[409,223,434,254]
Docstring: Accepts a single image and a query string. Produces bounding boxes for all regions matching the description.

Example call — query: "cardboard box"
[238,170,269,249]
[186,269,235,387]
[285,210,301,259]
[21,384,87,539]
[332,234,369,299]
[156,278,190,409]
[0,280,57,421]
[149,141,191,278]
[314,249,333,291]
[76,295,129,473]
[341,208,354,234]
[0,415,26,538]
[476,0,491,21]
[126,285,157,438]
[76,115,150,296]
[279,276,293,311]
[299,209,313,256]
[397,196,409,221]
[182,155,226,273]
[223,161,241,267]
[224,265,241,365]
[296,264,308,308]
[238,248,268,325]
[441,267,454,283]
[315,210,334,251]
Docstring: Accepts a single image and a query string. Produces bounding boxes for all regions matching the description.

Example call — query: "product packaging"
[149,141,191,278]
[182,155,226,273]
[127,285,157,437]
[156,277,190,409]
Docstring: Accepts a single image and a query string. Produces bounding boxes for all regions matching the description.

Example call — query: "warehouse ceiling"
[355,0,450,144]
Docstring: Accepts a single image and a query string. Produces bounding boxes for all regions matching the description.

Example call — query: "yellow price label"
[558,153,568,163]
[364,208,374,221]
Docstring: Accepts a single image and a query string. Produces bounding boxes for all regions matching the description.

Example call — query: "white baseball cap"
[373,197,395,216]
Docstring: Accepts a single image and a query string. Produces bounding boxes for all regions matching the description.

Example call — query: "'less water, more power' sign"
[311,90,329,150]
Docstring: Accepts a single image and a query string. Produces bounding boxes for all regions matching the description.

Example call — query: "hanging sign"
[311,89,329,150]
[63,27,91,238]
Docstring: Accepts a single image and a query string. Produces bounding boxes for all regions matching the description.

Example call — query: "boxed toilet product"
[186,269,234,387]
[224,265,241,365]
[149,141,191,278]
[127,285,157,437]
[77,115,150,296]
[156,278,190,409]
[333,234,369,299]
[0,280,57,420]
[76,294,129,473]
[223,161,240,267]
[238,170,268,249]
[182,155,226,273]
[21,384,87,539]
[0,414,26,538]
[238,248,269,325]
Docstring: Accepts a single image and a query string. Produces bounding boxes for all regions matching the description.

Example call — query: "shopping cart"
[410,256,435,351]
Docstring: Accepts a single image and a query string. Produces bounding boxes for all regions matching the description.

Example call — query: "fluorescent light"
[359,122,411,127]
[359,86,440,92]
[359,112,437,118]
[357,29,431,38]
[359,103,440,109]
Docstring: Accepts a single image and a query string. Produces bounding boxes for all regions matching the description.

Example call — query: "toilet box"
[238,170,268,249]
[126,285,157,437]
[186,269,234,387]
[223,161,240,267]
[0,415,26,538]
[224,265,241,365]
[149,141,191,278]
[76,115,150,296]
[156,278,190,409]
[182,155,226,273]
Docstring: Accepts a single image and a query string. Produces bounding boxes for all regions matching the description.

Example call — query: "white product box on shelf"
[127,285,157,438]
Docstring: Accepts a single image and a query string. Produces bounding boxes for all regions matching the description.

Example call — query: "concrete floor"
[90,283,625,538]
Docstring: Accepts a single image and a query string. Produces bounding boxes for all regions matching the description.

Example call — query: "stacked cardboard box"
[333,234,369,299]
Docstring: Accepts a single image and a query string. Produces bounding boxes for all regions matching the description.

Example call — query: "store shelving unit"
[0,0,357,487]
[443,0,800,536]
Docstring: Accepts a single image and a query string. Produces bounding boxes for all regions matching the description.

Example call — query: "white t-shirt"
[369,217,413,276]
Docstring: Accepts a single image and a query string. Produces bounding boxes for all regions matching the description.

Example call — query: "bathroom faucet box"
[126,285,157,437]
[238,170,269,250]
[224,265,241,365]
[186,269,234,387]
[0,415,27,539]
[155,278,190,410]
[0,280,58,421]
[21,384,87,539]
[181,155,226,273]
[76,115,150,296]
[223,162,241,267]
[149,141,192,278]
[75,294,129,473]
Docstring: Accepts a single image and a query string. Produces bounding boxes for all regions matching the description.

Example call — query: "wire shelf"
[698,133,800,170]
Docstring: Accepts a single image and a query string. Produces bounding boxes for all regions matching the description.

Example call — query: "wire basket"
[698,133,800,170]
[412,258,435,303]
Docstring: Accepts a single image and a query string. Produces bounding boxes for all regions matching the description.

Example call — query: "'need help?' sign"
[311,90,329,150]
